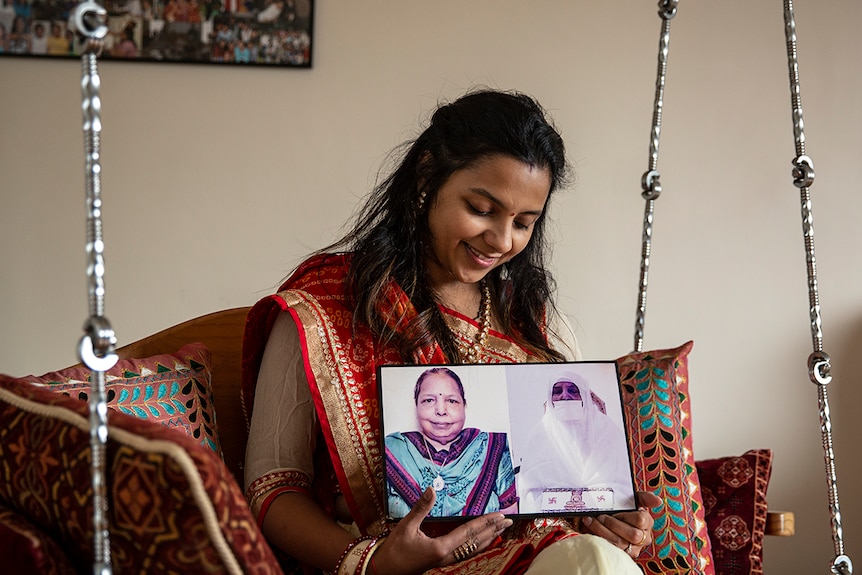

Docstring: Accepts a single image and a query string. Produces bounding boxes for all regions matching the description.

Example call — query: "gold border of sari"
[278,288,388,536]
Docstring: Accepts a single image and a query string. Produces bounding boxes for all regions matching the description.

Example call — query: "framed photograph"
[378,362,637,521]
[0,0,312,67]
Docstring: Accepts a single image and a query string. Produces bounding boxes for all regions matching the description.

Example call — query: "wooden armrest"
[765,510,795,536]
[115,307,251,486]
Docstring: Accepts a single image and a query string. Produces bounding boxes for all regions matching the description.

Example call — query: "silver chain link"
[633,1,678,352]
[782,2,852,574]
[73,3,115,574]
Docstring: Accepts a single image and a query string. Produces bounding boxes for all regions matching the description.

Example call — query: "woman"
[518,373,636,515]
[242,89,661,575]
[385,367,517,518]
[7,15,30,54]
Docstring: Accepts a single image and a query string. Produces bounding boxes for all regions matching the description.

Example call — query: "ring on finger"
[453,540,478,562]
[453,544,467,561]
[624,542,633,554]
[636,528,648,546]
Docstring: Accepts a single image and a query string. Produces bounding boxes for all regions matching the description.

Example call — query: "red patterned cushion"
[0,503,77,575]
[616,342,715,575]
[0,374,282,574]
[696,449,772,575]
[20,342,222,456]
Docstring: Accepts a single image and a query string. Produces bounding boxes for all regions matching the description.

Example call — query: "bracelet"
[357,534,387,575]
[342,539,374,575]
[334,536,372,575]
[338,537,377,575]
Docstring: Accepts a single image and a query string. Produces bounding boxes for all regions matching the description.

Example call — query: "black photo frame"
[0,0,313,67]
[378,362,638,521]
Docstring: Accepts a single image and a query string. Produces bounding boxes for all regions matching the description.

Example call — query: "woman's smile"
[464,243,497,267]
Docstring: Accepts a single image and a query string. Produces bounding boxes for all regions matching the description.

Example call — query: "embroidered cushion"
[20,342,222,455]
[696,449,772,575]
[0,374,282,574]
[616,341,715,575]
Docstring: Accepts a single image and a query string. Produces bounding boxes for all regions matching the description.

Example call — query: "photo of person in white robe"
[517,370,636,514]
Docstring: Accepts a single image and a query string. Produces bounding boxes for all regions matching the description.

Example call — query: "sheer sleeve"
[547,310,582,361]
[244,311,319,522]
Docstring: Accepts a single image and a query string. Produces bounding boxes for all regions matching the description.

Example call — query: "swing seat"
[0,307,793,574]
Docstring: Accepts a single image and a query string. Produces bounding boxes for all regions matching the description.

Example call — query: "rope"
[781,2,852,574]
[73,3,116,573]
[633,0,678,352]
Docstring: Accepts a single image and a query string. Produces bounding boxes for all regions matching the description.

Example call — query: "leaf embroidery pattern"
[618,344,712,575]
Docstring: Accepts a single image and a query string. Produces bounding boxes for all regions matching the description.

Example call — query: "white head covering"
[517,371,635,513]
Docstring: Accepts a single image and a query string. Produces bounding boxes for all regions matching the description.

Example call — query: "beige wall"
[1,1,860,571]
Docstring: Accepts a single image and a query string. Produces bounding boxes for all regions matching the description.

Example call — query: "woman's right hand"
[371,487,513,575]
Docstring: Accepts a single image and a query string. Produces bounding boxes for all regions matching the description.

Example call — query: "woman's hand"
[372,487,513,575]
[578,491,663,558]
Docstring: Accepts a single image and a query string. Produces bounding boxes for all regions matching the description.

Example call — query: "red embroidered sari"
[242,253,577,574]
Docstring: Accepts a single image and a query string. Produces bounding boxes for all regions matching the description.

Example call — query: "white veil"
[517,370,635,513]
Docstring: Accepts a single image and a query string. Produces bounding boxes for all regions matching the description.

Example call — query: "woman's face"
[416,372,466,446]
[425,154,551,289]
[551,380,582,403]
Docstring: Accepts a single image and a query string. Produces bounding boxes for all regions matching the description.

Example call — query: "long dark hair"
[323,89,571,362]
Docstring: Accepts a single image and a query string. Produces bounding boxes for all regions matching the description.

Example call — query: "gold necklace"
[456,281,491,364]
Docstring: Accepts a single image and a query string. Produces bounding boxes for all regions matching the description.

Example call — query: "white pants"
[524,534,642,575]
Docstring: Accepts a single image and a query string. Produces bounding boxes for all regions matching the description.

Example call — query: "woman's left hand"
[578,491,663,558]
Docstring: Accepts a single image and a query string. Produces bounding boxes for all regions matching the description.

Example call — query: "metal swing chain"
[74,3,117,574]
[634,0,679,352]
[782,2,852,574]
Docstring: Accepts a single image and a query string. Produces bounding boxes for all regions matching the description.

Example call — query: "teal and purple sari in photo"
[385,428,517,518]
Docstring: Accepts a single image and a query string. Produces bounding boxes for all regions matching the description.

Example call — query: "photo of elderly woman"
[507,363,636,515]
[381,366,517,519]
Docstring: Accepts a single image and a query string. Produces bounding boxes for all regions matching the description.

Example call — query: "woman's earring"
[417,189,427,211]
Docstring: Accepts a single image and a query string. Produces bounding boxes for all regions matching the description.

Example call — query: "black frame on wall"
[0,0,313,67]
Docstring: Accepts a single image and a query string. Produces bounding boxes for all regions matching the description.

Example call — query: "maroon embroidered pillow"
[616,342,715,575]
[0,374,282,574]
[696,449,773,575]
[19,342,222,456]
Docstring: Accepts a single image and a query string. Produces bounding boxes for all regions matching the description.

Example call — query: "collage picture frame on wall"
[0,0,312,66]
